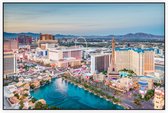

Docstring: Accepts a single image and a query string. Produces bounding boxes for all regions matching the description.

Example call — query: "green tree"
[30,84,35,89]
[113,97,121,103]
[14,93,19,99]
[144,89,154,101]
[19,100,24,109]
[102,71,107,75]
[40,80,45,85]
[34,102,48,110]
[154,82,161,87]
[31,98,37,103]
[23,93,28,97]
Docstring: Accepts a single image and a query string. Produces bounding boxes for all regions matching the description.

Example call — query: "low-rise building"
[153,87,164,109]
[110,77,133,92]
[8,96,20,107]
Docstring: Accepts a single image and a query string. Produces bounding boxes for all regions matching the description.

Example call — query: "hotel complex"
[4,50,17,78]
[3,35,164,110]
[37,34,58,49]
[48,47,82,68]
[17,34,32,44]
[91,53,111,74]
[115,47,155,75]
[4,39,18,51]
[91,38,155,75]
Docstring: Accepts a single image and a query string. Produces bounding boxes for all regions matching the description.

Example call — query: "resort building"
[115,48,155,75]
[4,50,17,78]
[48,47,82,68]
[90,48,155,76]
[138,76,154,98]
[90,53,111,74]
[37,34,58,49]
[35,47,48,57]
[153,87,164,109]
[17,34,32,44]
[109,77,133,92]
[4,39,18,50]
[48,47,82,60]
[90,38,155,76]
[40,43,57,49]
[154,47,164,56]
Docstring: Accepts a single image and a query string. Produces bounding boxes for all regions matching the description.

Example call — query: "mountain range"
[4,32,164,41]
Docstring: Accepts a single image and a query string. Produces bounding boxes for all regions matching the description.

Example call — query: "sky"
[4,3,164,35]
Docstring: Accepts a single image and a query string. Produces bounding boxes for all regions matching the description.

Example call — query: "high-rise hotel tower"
[91,38,155,75]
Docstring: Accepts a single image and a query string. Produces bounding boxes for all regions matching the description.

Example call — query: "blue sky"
[4,3,164,35]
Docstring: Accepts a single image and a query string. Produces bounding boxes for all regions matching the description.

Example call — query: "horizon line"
[3,31,164,36]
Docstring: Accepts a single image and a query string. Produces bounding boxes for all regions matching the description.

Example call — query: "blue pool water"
[30,78,124,110]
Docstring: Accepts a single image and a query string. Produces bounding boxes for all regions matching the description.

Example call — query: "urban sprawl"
[4,34,165,110]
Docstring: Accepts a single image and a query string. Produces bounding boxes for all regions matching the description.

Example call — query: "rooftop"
[49,47,82,52]
[115,47,154,53]
[90,53,111,57]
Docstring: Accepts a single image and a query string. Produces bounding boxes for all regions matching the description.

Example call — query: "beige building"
[37,34,58,49]
[110,77,133,91]
[91,47,154,75]
[57,58,81,68]
[48,47,82,61]
[48,47,82,68]
[115,48,155,75]
[153,87,164,109]
[4,39,18,51]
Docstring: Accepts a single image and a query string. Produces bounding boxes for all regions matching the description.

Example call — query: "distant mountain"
[55,34,79,38]
[3,32,164,41]
[107,32,164,41]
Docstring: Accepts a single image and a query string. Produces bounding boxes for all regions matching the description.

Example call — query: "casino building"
[90,38,155,75]
[115,47,155,75]
[4,50,17,78]
[37,34,58,49]
[48,46,82,68]
[91,53,111,74]
[4,39,18,51]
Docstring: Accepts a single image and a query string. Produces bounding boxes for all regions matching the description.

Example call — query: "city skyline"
[4,3,164,35]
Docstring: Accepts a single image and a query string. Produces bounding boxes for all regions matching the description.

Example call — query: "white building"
[48,47,82,61]
[90,53,111,74]
[153,87,164,109]
[48,47,82,68]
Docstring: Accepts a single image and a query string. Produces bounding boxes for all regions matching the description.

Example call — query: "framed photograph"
[3,2,165,110]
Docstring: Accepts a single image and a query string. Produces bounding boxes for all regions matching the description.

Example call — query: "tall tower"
[111,37,116,71]
[108,37,116,73]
